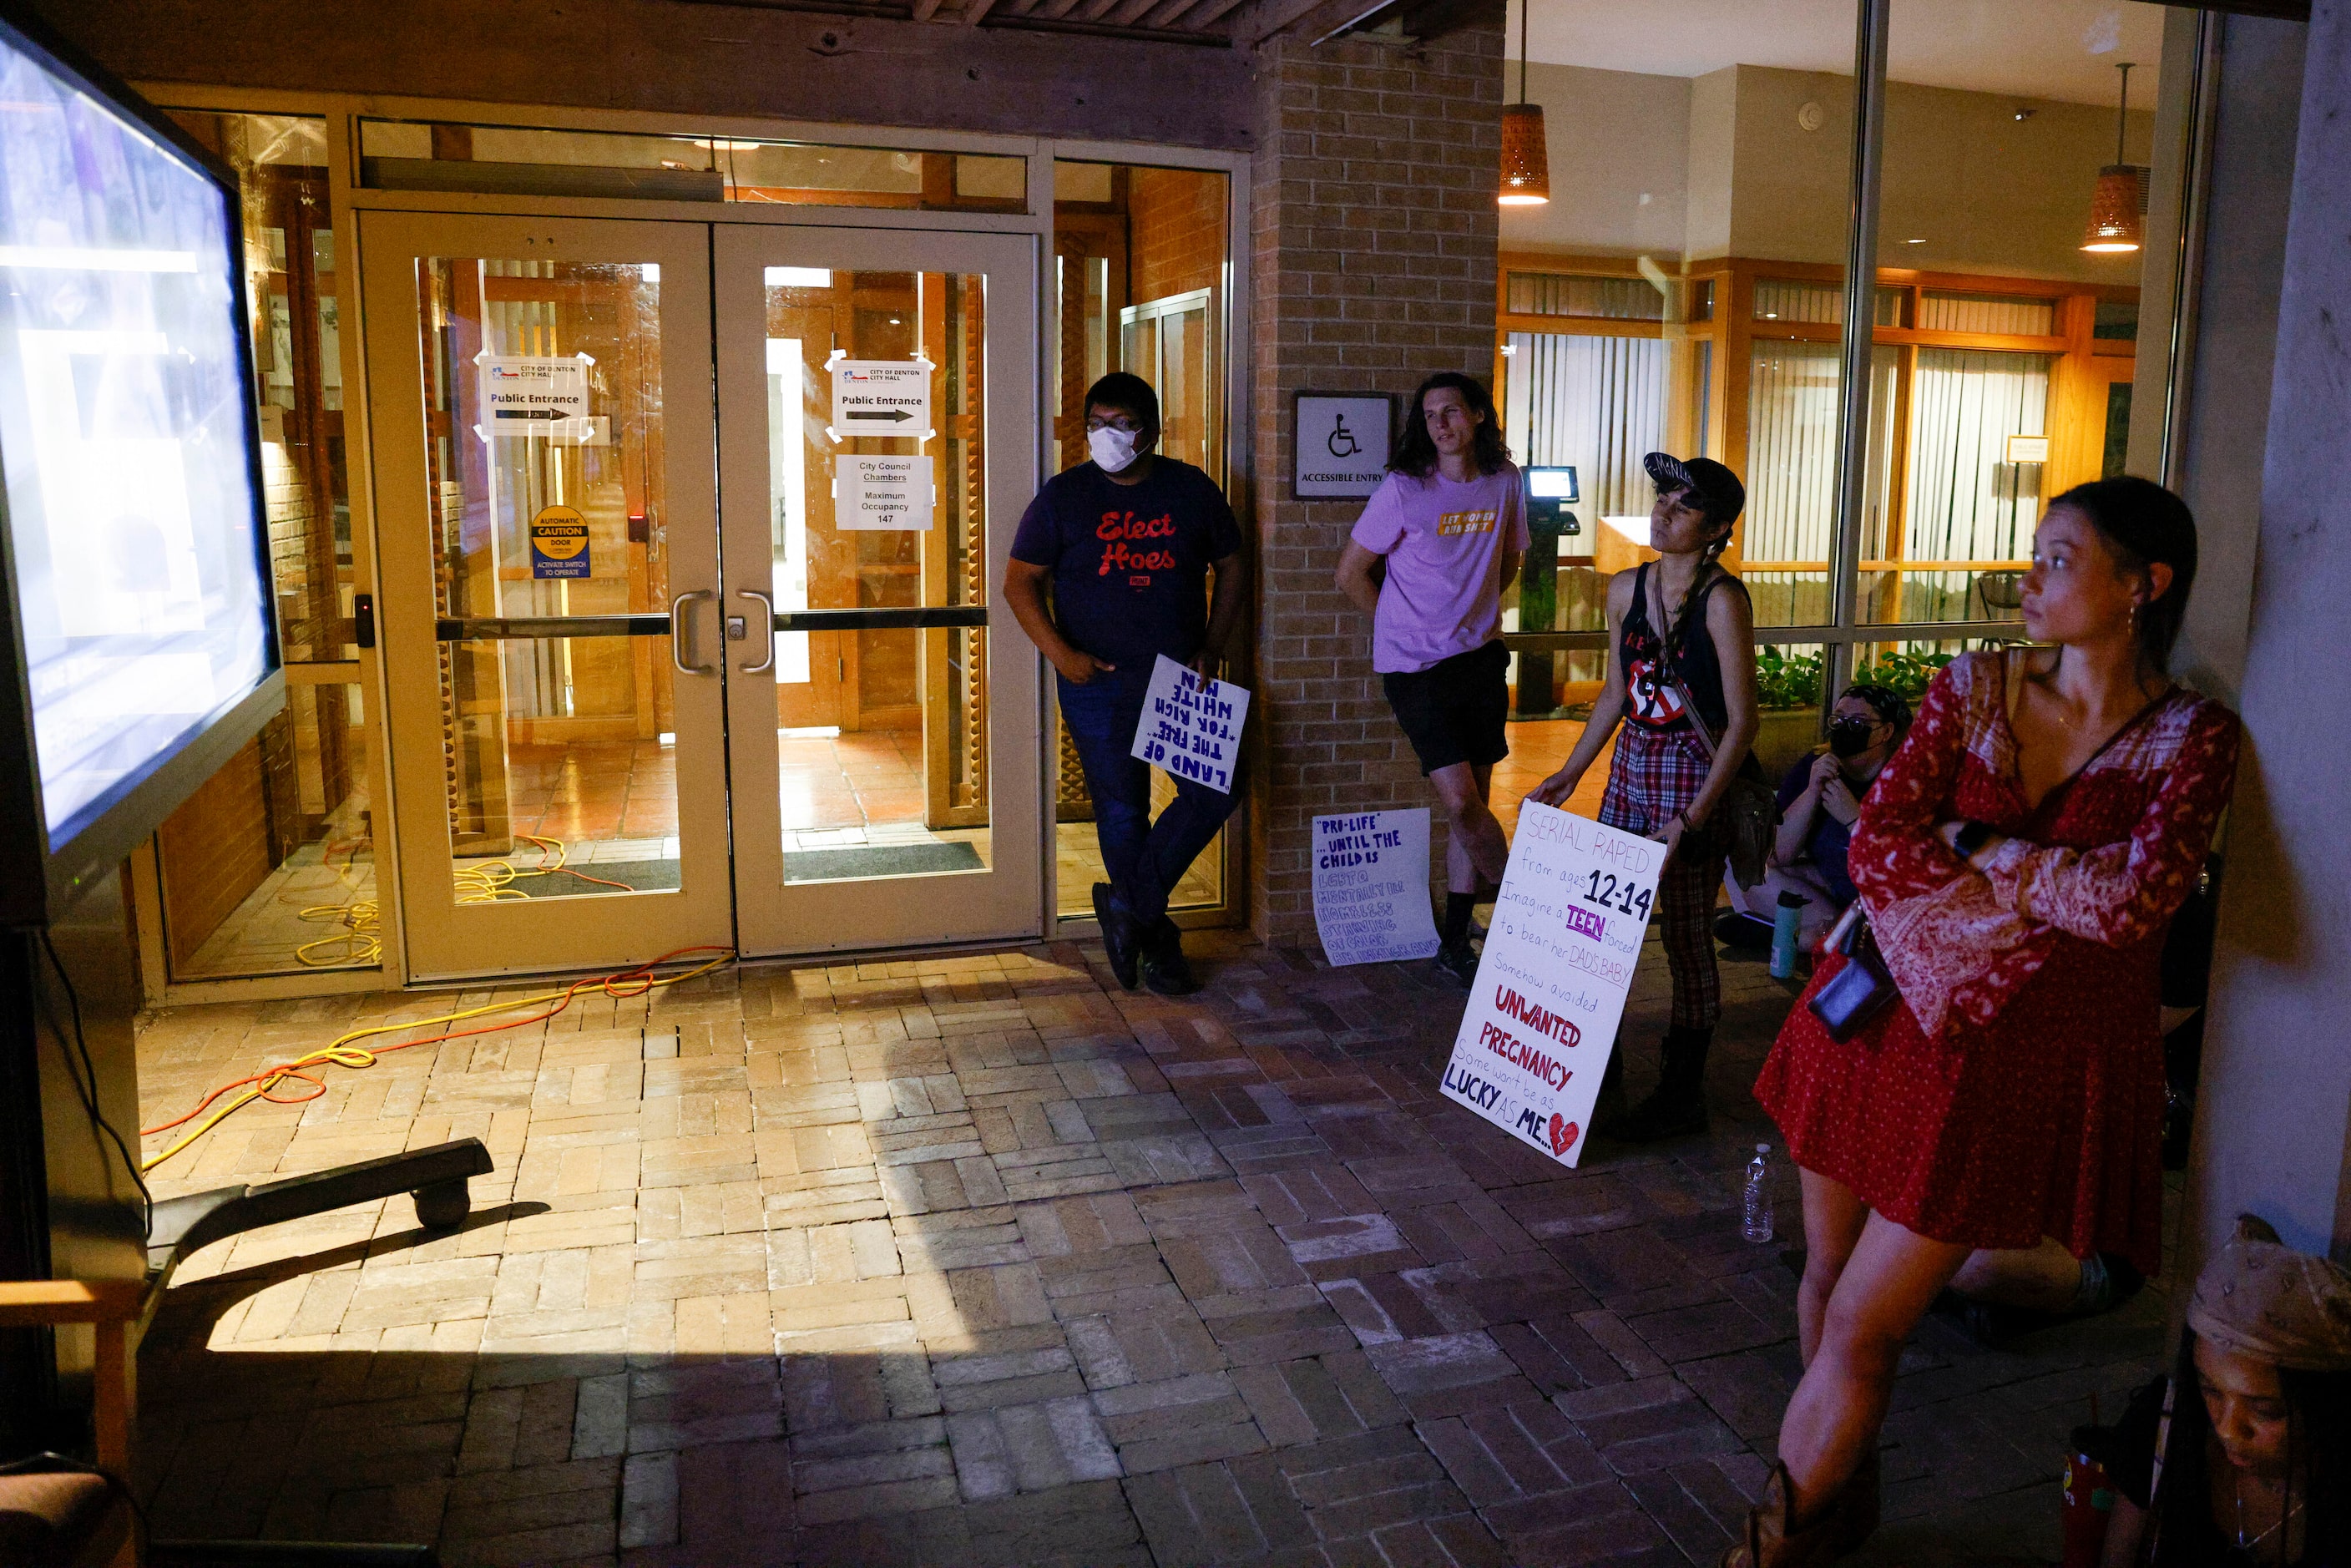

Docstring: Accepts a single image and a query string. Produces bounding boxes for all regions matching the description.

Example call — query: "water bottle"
[1770,891,1807,979]
[1742,1143,1775,1243]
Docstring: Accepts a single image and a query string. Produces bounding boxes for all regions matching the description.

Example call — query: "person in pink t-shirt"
[1335,372,1529,985]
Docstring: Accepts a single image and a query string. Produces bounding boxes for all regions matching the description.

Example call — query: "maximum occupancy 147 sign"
[1438,801,1662,1167]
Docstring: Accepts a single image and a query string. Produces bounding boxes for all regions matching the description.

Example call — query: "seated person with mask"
[1717,682,1910,952]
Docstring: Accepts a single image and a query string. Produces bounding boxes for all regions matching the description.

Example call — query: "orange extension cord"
[139,945,735,1171]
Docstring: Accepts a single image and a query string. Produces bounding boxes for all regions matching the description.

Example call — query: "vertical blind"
[1744,341,1843,566]
[1901,349,2050,618]
[1502,331,1666,519]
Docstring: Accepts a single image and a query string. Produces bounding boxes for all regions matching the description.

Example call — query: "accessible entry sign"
[1438,801,1661,1167]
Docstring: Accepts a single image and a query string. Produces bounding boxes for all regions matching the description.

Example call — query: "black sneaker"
[1142,940,1203,1001]
[1093,883,1140,991]
[1433,937,1479,988]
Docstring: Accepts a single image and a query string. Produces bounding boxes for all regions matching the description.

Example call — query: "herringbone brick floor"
[128,928,2177,1565]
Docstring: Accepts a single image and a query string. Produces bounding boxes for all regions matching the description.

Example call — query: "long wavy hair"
[1388,371,1512,478]
[2138,1329,2351,1565]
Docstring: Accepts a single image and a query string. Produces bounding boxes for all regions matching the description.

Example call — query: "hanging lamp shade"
[2081,61,2143,253]
[1499,104,1550,205]
[2081,164,2146,252]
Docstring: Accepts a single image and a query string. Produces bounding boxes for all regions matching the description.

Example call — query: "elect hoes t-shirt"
[1010,458,1243,667]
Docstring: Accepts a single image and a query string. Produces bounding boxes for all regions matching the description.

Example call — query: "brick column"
[1246,27,1505,943]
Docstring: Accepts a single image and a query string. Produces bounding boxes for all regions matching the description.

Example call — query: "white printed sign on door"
[1437,800,1661,1166]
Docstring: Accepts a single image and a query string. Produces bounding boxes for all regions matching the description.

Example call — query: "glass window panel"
[1505,272,1666,321]
[1051,161,1232,918]
[1918,291,2059,335]
[1876,0,2176,628]
[357,119,1025,211]
[415,257,679,901]
[149,110,374,978]
[764,268,994,885]
[1498,0,1857,630]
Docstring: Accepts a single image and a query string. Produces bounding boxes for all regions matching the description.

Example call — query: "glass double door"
[362,212,1039,980]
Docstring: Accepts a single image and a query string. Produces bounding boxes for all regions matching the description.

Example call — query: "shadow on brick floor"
[119,926,2175,1565]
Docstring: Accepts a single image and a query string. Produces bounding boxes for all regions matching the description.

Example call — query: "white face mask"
[1088,425,1140,473]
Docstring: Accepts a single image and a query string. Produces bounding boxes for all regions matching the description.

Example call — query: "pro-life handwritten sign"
[1312,809,1439,966]
[1130,655,1247,794]
[1438,801,1661,1167]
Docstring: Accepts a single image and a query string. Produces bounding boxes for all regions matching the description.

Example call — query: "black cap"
[1644,452,1746,526]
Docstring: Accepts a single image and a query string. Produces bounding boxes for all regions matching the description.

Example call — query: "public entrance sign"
[475,354,600,442]
[835,454,933,530]
[1312,808,1440,966]
[828,357,932,441]
[528,504,591,579]
[1130,655,1247,794]
[1437,801,1661,1167]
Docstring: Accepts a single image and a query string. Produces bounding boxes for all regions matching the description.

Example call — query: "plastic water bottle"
[1770,892,1807,979]
[1742,1143,1775,1243]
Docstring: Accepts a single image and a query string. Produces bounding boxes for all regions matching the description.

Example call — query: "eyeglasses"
[1085,413,1145,435]
[1655,482,1701,512]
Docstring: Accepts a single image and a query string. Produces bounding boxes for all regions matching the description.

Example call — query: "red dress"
[1754,652,2239,1273]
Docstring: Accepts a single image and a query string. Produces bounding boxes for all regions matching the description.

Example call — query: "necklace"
[2232,1469,2303,1554]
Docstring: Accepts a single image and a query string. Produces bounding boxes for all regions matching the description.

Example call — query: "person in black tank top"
[1529,453,1760,1142]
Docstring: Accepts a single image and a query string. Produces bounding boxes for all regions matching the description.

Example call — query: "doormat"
[784,841,985,883]
[508,858,683,898]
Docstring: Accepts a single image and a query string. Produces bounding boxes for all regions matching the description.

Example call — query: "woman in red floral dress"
[1726,478,2242,1566]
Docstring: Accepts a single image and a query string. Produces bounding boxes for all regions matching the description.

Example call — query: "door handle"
[735,589,776,674]
[670,589,715,674]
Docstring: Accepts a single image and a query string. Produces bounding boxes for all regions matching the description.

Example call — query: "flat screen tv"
[0,8,282,927]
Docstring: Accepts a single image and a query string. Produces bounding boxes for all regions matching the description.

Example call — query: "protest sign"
[1312,809,1440,966]
[1437,801,1661,1166]
[1130,655,1247,794]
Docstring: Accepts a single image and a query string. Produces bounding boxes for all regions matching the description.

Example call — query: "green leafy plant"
[1852,649,1955,702]
[1756,645,1824,710]
[1751,645,1954,711]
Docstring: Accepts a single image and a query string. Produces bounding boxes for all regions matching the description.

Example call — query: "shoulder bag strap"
[1651,564,1724,761]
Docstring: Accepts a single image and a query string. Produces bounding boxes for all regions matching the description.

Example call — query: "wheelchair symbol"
[1327,413,1361,458]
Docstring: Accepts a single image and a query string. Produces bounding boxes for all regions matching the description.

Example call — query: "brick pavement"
[127,928,2179,1565]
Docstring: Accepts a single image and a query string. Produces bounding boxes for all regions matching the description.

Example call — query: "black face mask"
[1827,716,1878,759]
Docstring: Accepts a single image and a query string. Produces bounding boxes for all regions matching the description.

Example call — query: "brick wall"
[1246,28,1504,943]
[1129,166,1227,305]
[156,736,276,970]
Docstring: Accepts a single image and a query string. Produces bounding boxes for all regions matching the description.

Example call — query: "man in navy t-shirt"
[1007,372,1246,997]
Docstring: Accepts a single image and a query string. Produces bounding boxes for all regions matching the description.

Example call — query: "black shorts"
[1381,639,1510,776]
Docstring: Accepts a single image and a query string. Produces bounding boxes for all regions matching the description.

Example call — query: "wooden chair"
[0,1282,440,1568]
[0,1279,144,1568]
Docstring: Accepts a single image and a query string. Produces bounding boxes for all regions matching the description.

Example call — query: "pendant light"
[1499,0,1549,207]
[2081,62,2146,253]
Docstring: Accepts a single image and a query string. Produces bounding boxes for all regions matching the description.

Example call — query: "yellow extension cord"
[140,943,732,1171]
[152,833,724,1172]
[291,832,628,968]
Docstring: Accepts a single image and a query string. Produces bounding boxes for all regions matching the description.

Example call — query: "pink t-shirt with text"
[1348,464,1529,675]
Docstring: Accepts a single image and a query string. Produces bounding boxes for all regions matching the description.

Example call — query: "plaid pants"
[1599,725,1722,1031]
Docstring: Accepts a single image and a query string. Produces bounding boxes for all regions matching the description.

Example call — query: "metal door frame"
[358,210,734,981]
[715,225,1044,957]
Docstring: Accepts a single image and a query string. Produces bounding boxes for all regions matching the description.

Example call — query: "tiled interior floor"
[125,899,2167,1565]
[176,835,380,979]
[174,721,1604,979]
